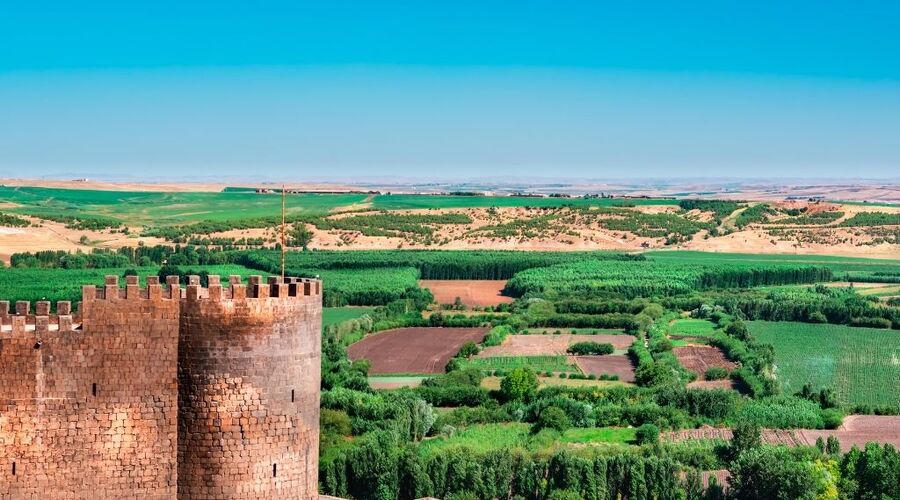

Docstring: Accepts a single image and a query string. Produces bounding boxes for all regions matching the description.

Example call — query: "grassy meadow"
[323,307,375,328]
[419,423,635,456]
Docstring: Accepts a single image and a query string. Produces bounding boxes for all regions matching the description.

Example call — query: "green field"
[323,307,375,327]
[0,186,678,227]
[461,355,579,373]
[667,318,717,337]
[559,427,637,445]
[749,321,900,408]
[0,186,368,226]
[419,423,635,456]
[0,264,259,305]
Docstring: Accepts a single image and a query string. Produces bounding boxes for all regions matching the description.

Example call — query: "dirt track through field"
[420,280,514,307]
[348,327,488,374]
[479,334,635,357]
[574,355,636,382]
[664,415,900,452]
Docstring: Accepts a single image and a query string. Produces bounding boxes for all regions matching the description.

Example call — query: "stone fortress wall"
[0,274,322,499]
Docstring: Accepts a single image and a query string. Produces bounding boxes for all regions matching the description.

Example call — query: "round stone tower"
[177,275,321,500]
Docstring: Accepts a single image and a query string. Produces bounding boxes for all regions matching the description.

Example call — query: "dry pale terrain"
[1,183,897,262]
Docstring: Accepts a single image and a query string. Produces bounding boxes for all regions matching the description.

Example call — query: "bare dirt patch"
[347,327,488,374]
[674,346,737,377]
[574,355,636,382]
[480,334,635,357]
[798,415,900,452]
[420,280,514,307]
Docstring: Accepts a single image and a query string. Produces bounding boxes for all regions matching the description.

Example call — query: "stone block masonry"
[0,274,322,500]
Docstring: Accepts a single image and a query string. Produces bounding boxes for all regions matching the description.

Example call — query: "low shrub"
[635,423,660,445]
[705,367,729,380]
[566,341,615,355]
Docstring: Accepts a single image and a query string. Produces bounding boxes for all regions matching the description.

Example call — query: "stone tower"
[177,275,322,499]
[0,274,322,500]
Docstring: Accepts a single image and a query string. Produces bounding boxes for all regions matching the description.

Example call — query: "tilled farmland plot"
[573,355,637,382]
[348,327,489,374]
[673,345,737,377]
[419,280,515,307]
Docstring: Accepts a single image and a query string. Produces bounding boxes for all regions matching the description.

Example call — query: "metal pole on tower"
[281,184,286,282]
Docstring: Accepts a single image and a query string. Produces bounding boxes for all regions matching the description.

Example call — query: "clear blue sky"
[1,1,898,180]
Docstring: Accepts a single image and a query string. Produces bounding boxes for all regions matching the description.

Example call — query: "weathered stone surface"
[0,275,322,500]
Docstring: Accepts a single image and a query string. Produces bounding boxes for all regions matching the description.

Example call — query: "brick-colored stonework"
[0,274,322,500]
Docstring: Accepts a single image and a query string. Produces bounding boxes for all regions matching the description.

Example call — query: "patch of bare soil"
[479,334,635,356]
[420,280,514,307]
[0,216,165,263]
[573,355,636,382]
[673,346,737,377]
[347,327,488,374]
[797,415,900,452]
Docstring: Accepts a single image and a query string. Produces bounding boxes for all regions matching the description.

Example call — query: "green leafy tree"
[288,223,313,249]
[728,420,761,462]
[456,341,480,359]
[526,300,556,323]
[825,436,840,455]
[635,423,660,446]
[728,446,820,500]
[500,367,538,401]
[533,406,570,433]
[725,320,750,341]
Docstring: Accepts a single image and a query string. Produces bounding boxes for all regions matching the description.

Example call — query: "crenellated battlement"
[0,300,77,335]
[78,274,322,302]
[0,274,321,337]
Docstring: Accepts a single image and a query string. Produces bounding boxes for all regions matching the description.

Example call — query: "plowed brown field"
[673,345,737,377]
[574,355,636,382]
[420,280,515,307]
[347,327,488,374]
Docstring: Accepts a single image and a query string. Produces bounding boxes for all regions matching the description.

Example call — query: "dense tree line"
[505,260,832,299]
[708,286,899,329]
[321,441,686,500]
[10,245,234,269]
[240,249,642,280]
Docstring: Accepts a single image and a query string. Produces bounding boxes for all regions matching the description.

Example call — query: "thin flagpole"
[281,184,286,282]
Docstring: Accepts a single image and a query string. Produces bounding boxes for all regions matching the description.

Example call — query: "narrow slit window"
[92,383,97,396]
[12,462,16,476]
[273,463,277,477]
[291,389,295,402]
